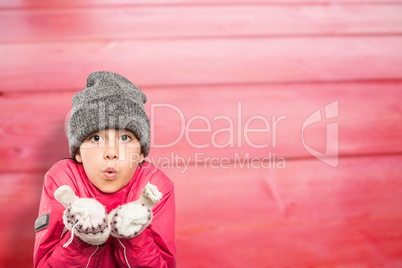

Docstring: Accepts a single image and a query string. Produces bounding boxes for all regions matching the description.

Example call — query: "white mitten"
[54,185,111,247]
[108,183,162,239]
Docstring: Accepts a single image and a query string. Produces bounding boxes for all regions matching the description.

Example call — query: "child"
[33,71,176,267]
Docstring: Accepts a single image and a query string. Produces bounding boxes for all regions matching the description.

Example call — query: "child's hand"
[54,185,110,247]
[108,183,162,239]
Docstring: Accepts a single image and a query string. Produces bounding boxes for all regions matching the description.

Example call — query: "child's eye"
[120,134,132,142]
[89,135,103,142]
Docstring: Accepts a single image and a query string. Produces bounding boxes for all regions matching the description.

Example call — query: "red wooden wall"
[0,1,401,267]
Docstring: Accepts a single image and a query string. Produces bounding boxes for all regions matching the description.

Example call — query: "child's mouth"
[103,171,117,179]
[103,168,118,179]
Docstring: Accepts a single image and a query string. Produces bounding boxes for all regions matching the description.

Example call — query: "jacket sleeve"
[113,180,176,268]
[33,171,103,268]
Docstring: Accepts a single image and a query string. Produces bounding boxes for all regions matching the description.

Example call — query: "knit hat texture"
[67,71,150,159]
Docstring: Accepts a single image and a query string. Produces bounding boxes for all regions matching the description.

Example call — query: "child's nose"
[104,139,119,159]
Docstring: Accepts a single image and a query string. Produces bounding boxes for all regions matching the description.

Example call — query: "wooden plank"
[2,5,402,43]
[0,81,401,172]
[0,171,43,268]
[1,155,401,267]
[1,37,402,92]
[163,155,402,267]
[2,0,402,9]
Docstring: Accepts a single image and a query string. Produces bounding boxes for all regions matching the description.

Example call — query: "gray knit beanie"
[67,71,150,159]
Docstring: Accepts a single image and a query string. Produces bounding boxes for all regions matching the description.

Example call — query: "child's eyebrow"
[92,129,132,135]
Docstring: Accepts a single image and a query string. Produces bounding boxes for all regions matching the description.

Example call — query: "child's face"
[75,128,144,193]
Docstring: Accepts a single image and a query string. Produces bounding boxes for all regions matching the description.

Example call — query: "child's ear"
[75,150,83,163]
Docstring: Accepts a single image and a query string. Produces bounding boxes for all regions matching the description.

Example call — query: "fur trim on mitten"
[54,185,110,247]
[108,183,162,239]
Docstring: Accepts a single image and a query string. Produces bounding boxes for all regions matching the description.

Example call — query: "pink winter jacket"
[33,159,176,267]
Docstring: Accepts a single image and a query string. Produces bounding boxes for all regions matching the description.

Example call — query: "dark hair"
[60,157,80,164]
